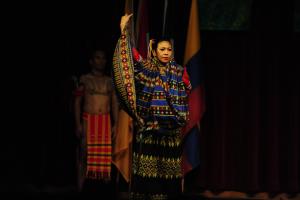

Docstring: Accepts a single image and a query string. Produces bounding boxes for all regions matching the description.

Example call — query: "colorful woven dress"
[112,32,190,200]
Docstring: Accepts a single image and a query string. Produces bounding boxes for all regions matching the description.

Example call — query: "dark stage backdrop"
[184,0,299,194]
[295,0,300,32]
[199,0,253,30]
[6,0,299,195]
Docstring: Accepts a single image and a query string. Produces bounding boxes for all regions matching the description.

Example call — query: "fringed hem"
[130,192,168,200]
[86,171,111,180]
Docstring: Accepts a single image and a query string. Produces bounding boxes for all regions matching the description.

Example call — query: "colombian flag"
[182,0,206,176]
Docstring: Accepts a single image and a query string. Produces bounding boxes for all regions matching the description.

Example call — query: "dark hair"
[89,49,107,60]
[151,37,173,50]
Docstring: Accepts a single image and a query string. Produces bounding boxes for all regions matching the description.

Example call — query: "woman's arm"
[120,13,144,63]
[120,13,133,34]
[112,13,144,127]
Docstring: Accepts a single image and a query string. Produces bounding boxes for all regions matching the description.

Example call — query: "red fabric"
[132,47,142,62]
[182,66,192,94]
[182,85,205,136]
[136,0,149,59]
[83,112,112,180]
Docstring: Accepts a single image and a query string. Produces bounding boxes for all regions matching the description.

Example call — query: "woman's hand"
[120,13,133,33]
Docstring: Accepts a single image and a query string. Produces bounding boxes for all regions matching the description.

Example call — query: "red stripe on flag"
[136,0,149,59]
[182,85,205,136]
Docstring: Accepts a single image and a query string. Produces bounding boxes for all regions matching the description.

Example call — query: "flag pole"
[162,0,168,36]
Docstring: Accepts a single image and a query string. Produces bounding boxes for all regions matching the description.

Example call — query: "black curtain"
[185,0,299,194]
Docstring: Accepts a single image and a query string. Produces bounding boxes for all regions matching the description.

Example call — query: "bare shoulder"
[79,73,91,83]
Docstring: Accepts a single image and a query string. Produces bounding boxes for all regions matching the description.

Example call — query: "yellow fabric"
[112,109,133,182]
[184,0,201,65]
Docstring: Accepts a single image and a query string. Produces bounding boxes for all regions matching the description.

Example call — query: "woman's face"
[155,41,173,64]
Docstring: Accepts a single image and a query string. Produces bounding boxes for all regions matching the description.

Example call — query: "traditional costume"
[112,32,191,199]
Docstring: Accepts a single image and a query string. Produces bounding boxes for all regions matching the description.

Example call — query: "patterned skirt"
[130,130,183,200]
